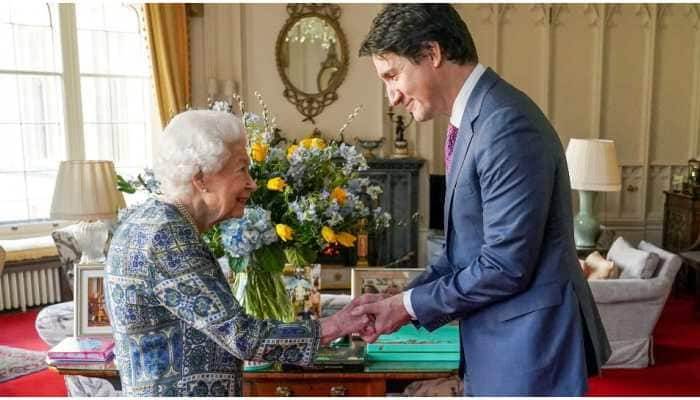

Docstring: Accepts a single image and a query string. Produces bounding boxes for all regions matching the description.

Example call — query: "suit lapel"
[443,68,500,241]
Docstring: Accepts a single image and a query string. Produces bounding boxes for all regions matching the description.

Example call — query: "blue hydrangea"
[219,206,277,257]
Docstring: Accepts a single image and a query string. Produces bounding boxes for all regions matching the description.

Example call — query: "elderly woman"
[104,110,369,396]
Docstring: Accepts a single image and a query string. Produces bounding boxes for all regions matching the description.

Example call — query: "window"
[0,3,65,224]
[0,2,155,232]
[76,3,153,178]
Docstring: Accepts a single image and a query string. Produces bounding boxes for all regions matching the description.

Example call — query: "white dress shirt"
[402,63,486,320]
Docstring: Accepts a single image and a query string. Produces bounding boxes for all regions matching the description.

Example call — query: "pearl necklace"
[174,201,200,236]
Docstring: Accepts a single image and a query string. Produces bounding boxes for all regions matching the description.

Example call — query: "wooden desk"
[48,349,458,396]
[244,363,458,396]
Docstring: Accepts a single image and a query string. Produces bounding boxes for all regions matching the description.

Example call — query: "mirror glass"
[283,16,340,94]
[276,5,348,123]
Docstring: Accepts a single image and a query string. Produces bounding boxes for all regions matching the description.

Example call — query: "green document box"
[366,325,460,362]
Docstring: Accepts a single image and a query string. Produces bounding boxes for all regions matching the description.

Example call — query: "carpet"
[0,345,47,383]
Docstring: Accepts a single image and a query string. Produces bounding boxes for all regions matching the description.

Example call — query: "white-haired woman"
[104,110,369,396]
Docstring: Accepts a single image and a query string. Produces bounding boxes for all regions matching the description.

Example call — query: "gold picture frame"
[350,267,425,299]
[74,263,112,336]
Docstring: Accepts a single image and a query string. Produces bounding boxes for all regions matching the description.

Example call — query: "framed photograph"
[285,264,322,320]
[351,267,425,299]
[74,263,112,336]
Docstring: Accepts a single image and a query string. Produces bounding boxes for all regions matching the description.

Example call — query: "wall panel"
[499,5,546,109]
[649,5,695,164]
[550,5,597,147]
[600,5,647,164]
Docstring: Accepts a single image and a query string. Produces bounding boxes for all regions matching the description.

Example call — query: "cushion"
[586,251,620,280]
[0,235,58,262]
[579,259,592,278]
[607,237,659,279]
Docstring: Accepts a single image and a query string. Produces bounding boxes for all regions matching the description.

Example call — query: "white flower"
[211,100,232,113]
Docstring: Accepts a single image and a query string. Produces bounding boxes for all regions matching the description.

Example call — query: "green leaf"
[202,225,225,259]
[284,246,316,268]
[254,245,286,273]
[116,174,136,194]
[228,255,249,273]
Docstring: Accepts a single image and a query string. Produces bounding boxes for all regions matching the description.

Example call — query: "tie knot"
[447,123,458,136]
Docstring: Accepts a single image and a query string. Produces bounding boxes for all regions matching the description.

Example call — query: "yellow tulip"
[287,144,299,158]
[330,187,347,206]
[300,138,314,148]
[267,177,287,192]
[276,224,293,242]
[321,226,337,243]
[251,143,268,162]
[336,232,357,247]
[311,138,326,149]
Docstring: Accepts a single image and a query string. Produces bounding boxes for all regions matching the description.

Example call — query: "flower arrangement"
[116,92,392,322]
[220,93,391,277]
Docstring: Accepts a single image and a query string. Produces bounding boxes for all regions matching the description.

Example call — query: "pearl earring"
[202,188,208,193]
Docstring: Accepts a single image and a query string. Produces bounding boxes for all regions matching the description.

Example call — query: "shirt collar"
[450,63,486,129]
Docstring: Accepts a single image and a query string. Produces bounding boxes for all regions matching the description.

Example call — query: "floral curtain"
[143,4,190,128]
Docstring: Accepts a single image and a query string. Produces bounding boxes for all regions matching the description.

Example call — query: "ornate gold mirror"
[276,4,348,123]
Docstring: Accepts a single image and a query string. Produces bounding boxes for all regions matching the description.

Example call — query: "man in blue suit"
[352,5,611,395]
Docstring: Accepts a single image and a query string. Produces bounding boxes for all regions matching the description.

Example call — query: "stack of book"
[365,324,460,362]
[47,336,115,363]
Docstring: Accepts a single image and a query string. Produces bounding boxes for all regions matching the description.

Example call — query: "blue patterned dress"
[104,198,320,396]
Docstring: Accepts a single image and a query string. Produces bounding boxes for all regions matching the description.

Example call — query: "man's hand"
[350,293,411,343]
[320,302,374,345]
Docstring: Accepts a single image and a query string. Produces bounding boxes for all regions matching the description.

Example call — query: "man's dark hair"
[359,4,478,65]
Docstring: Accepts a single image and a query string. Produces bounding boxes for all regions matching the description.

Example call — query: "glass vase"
[231,263,295,323]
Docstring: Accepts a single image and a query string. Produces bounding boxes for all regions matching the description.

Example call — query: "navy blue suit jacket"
[408,68,611,395]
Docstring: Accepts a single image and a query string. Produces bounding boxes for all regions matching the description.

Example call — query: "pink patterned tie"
[445,123,459,175]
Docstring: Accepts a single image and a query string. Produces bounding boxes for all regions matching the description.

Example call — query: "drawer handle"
[276,386,291,396]
[330,386,347,396]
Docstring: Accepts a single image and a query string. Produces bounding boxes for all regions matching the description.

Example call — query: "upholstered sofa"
[588,240,682,368]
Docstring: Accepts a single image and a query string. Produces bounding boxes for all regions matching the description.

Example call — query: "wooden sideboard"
[362,158,424,267]
[48,346,458,396]
[662,190,700,294]
[243,368,456,396]
[662,191,700,253]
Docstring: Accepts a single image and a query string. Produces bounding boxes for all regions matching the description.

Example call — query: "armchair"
[588,240,682,368]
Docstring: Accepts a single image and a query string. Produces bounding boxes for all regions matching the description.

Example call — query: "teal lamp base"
[574,190,600,248]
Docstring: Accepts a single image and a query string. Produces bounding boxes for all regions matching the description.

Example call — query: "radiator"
[0,265,62,312]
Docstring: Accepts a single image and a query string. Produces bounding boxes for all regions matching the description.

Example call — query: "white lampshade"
[50,160,126,221]
[565,139,621,192]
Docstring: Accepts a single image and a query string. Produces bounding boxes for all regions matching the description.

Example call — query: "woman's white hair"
[154,110,246,201]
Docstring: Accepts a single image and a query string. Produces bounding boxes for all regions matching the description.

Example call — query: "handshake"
[319,292,413,346]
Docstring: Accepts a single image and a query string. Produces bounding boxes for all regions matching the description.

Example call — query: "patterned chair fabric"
[51,226,81,298]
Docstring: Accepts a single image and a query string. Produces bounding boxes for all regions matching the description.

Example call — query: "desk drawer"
[244,378,385,396]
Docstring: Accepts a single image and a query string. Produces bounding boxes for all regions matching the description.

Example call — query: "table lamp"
[50,160,126,264]
[565,139,621,248]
